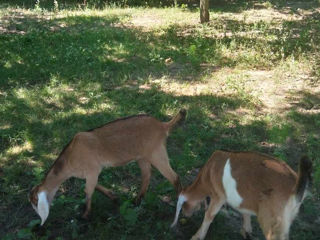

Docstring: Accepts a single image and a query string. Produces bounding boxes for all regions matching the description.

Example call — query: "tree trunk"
[200,0,209,23]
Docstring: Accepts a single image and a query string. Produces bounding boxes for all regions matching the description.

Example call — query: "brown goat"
[30,109,186,225]
[171,150,312,240]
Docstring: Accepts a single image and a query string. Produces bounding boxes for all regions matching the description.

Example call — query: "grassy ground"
[1,0,320,239]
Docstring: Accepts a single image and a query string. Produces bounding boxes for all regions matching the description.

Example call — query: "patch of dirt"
[0,9,61,34]
[144,63,319,116]
[126,10,199,32]
[131,14,165,29]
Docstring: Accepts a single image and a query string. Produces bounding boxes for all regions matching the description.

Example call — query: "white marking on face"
[222,159,243,208]
[171,194,187,228]
[37,191,49,226]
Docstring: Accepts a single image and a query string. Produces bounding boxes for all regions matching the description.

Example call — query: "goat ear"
[171,194,187,228]
[37,191,49,226]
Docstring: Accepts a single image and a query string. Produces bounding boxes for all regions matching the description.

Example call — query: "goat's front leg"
[82,174,98,219]
[191,197,224,240]
[240,213,252,239]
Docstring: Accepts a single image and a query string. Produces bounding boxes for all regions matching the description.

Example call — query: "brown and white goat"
[29,109,186,225]
[171,150,312,240]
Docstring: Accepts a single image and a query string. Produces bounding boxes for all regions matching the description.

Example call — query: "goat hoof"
[240,230,252,240]
[245,233,252,240]
[112,197,120,205]
[110,194,118,201]
[81,212,90,220]
[134,197,142,206]
[191,235,200,240]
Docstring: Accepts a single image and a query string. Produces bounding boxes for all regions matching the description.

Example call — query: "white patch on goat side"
[37,191,49,226]
[222,159,243,208]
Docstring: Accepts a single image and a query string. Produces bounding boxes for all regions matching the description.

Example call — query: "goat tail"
[164,109,187,134]
[295,156,312,202]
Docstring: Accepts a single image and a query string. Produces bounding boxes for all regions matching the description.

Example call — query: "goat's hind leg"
[95,184,117,201]
[135,160,151,204]
[258,208,289,240]
[150,145,182,194]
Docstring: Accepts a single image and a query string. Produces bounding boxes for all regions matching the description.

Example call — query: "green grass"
[1,1,320,239]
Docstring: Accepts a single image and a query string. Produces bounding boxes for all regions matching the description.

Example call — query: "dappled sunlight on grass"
[6,141,33,155]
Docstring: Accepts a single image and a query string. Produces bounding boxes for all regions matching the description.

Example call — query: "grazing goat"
[171,150,312,240]
[30,109,186,225]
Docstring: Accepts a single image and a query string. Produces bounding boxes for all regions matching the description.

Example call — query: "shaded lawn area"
[0,1,320,239]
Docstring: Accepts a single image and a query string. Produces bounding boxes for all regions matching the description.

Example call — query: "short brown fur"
[174,150,312,240]
[30,109,186,221]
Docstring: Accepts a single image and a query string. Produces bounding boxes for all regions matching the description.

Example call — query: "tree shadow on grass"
[195,0,320,14]
[2,83,320,239]
[0,0,87,10]
[285,90,320,184]
[1,0,319,13]
[282,90,320,240]
[2,88,320,240]
[0,81,263,238]
[1,7,319,93]
[0,11,230,92]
